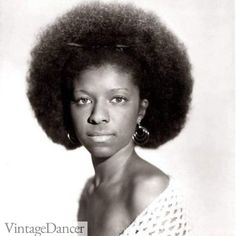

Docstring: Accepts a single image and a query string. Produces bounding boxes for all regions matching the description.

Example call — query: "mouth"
[87,133,115,142]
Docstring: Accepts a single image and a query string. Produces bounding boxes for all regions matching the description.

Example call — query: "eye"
[74,97,92,105]
[111,96,128,104]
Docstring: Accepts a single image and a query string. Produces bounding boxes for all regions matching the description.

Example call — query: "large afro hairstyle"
[27,1,193,150]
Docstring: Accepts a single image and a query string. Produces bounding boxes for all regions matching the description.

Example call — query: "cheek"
[70,107,87,135]
[114,107,138,137]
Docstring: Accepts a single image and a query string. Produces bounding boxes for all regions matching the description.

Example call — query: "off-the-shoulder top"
[119,177,192,236]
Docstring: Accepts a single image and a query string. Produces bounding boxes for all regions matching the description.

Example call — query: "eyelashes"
[111,96,128,104]
[72,96,129,105]
[74,97,92,105]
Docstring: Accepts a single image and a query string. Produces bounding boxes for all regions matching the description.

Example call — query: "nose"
[88,101,109,124]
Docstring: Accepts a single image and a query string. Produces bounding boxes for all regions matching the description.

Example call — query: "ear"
[137,99,149,123]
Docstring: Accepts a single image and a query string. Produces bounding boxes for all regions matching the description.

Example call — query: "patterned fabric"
[119,178,192,236]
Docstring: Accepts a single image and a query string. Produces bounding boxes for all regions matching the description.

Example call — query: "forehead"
[73,64,138,91]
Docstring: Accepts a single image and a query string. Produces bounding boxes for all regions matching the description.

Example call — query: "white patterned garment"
[119,178,192,236]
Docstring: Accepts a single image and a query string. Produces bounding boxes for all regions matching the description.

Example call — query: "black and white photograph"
[0,1,234,236]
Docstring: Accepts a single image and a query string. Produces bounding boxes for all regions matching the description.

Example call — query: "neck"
[91,141,137,187]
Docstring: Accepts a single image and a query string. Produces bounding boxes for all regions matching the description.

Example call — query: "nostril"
[88,115,109,124]
[87,117,96,124]
[88,105,109,124]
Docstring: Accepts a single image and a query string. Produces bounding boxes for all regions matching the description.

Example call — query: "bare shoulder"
[77,177,94,221]
[80,176,95,200]
[129,158,170,217]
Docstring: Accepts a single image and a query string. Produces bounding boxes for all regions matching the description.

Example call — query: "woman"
[27,2,193,235]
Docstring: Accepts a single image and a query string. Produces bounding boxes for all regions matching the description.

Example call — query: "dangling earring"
[67,132,78,145]
[132,121,149,145]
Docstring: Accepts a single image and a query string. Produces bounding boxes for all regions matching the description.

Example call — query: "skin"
[70,64,169,236]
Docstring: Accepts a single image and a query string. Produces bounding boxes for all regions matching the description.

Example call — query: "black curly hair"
[27,1,193,150]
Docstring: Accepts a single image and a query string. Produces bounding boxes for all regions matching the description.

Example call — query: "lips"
[87,132,115,142]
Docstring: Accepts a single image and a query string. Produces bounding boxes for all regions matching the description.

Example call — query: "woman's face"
[70,64,148,158]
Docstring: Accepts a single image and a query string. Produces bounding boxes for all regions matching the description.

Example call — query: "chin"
[83,138,133,158]
[89,146,116,158]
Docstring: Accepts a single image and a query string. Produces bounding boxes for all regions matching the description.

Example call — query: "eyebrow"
[110,88,129,92]
[73,89,90,94]
[74,88,129,93]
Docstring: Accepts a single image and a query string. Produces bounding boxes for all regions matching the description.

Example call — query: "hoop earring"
[132,123,149,145]
[67,132,78,145]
